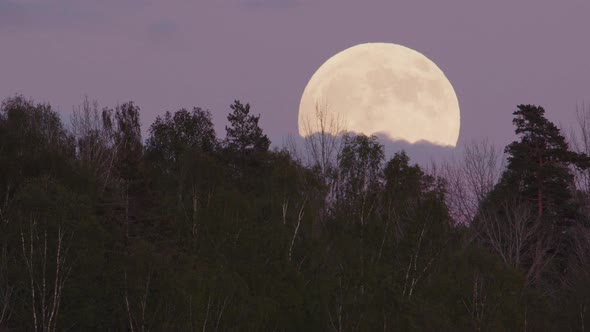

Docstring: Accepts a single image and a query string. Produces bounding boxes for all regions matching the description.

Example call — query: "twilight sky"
[1,0,589,160]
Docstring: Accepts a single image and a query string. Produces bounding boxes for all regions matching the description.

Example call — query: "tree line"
[1,95,590,331]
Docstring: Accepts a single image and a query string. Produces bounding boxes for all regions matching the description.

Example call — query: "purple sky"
[2,0,590,161]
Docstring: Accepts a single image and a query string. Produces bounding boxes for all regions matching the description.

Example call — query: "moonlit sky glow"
[1,0,589,156]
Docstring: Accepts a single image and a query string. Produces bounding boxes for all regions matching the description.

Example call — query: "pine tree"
[504,104,590,223]
[480,104,590,285]
[224,100,270,153]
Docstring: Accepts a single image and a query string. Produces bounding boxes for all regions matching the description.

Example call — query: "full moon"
[298,43,460,147]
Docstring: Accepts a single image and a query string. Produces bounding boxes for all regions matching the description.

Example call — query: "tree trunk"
[537,156,543,220]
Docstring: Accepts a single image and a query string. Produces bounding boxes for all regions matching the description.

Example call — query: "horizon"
[1,0,589,162]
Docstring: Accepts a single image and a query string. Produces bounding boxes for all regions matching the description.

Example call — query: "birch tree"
[301,101,345,220]
[20,218,71,332]
[0,245,12,328]
[301,101,344,182]
[70,96,120,195]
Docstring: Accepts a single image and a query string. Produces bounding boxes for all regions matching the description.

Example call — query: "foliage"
[504,104,590,222]
[224,100,270,153]
[146,107,217,167]
[0,95,588,330]
[478,104,590,288]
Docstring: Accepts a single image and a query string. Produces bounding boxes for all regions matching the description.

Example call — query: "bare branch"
[301,100,346,221]
[438,139,505,224]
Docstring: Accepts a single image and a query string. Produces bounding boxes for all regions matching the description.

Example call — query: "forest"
[2,94,590,331]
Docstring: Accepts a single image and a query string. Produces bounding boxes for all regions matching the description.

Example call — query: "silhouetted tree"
[109,102,143,181]
[145,107,220,238]
[5,93,589,330]
[505,104,590,222]
[0,96,75,217]
[146,107,217,167]
[440,139,505,224]
[336,133,384,220]
[224,100,270,153]
[479,104,590,286]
